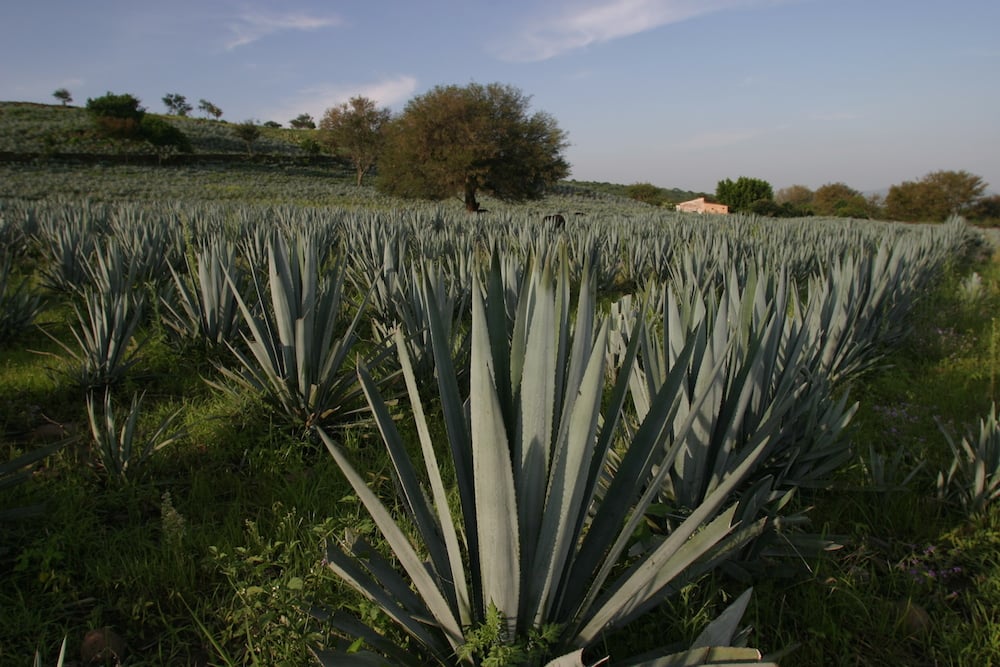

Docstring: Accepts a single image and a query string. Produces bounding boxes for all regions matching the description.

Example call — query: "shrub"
[140,116,192,152]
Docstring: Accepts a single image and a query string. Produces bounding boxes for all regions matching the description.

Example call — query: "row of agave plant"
[0,198,983,664]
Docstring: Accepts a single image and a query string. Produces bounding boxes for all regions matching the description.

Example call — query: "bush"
[140,116,192,152]
[86,92,145,122]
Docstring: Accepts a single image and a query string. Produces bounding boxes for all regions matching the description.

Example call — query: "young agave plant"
[627,266,856,510]
[45,283,145,390]
[316,251,775,665]
[162,236,248,348]
[0,253,42,344]
[86,389,185,483]
[937,405,1000,515]
[213,231,371,430]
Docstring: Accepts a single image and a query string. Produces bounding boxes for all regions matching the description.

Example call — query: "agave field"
[2,159,1000,666]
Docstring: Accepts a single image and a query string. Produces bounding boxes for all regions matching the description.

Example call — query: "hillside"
[0,101,698,207]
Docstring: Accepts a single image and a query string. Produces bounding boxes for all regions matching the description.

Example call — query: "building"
[675,197,729,215]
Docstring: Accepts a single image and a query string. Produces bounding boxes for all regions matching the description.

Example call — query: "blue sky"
[2,0,998,193]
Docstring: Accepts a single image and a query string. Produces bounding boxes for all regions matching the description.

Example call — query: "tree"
[775,184,813,208]
[233,121,261,155]
[885,170,987,222]
[320,96,391,186]
[812,182,875,218]
[86,92,145,139]
[162,93,192,117]
[970,195,1000,226]
[624,182,670,207]
[263,121,282,128]
[377,82,570,212]
[198,99,223,120]
[289,113,316,129]
[715,176,773,213]
[53,88,72,106]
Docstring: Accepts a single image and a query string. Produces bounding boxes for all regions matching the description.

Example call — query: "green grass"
[739,253,1000,665]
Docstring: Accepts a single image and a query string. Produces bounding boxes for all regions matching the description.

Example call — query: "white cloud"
[494,0,782,62]
[261,75,419,125]
[225,10,342,50]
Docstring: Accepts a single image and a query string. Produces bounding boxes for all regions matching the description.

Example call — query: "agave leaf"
[320,430,465,652]
[392,327,472,626]
[469,284,521,631]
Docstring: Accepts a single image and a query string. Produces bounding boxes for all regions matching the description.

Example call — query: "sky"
[2,0,998,193]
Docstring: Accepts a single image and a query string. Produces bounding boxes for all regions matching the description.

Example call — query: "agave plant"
[627,267,855,511]
[371,261,471,390]
[162,236,248,347]
[86,389,185,483]
[44,282,145,390]
[315,251,775,665]
[937,405,1000,515]
[213,230,373,430]
[0,253,42,344]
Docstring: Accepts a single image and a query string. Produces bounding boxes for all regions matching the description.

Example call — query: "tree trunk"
[464,180,480,212]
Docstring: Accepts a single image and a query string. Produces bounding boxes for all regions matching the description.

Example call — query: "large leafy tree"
[320,96,391,186]
[377,82,570,212]
[885,170,987,222]
[812,182,877,218]
[715,176,773,213]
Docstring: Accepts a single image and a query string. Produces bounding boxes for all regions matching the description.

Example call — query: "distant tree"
[624,182,670,207]
[970,195,1000,226]
[715,176,774,213]
[53,88,72,106]
[233,121,261,155]
[320,96,391,186]
[885,170,987,222]
[86,92,146,139]
[812,182,875,218]
[775,184,814,208]
[263,121,282,128]
[377,82,570,212]
[162,93,193,117]
[289,113,316,129]
[198,99,223,120]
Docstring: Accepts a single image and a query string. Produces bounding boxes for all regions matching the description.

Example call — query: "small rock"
[80,627,126,665]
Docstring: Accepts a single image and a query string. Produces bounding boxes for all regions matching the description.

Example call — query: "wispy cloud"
[261,75,419,125]
[494,0,778,62]
[225,10,342,50]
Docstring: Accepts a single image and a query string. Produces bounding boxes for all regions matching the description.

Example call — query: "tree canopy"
[624,182,671,207]
[376,82,570,212]
[198,99,223,120]
[885,170,987,222]
[162,93,192,117]
[320,96,391,186]
[53,88,72,106]
[290,113,316,129]
[811,182,877,218]
[715,176,773,213]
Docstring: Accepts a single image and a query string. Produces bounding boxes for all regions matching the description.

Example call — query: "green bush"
[85,92,145,122]
[140,116,192,152]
